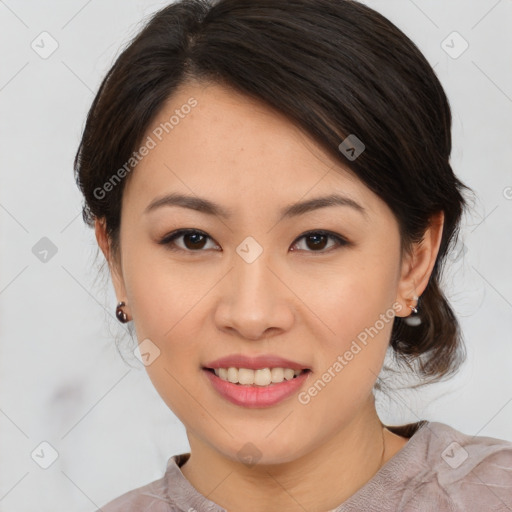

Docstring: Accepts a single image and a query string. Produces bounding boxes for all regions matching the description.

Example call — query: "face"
[98,81,438,465]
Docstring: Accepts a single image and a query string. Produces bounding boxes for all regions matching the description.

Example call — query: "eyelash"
[158,229,350,254]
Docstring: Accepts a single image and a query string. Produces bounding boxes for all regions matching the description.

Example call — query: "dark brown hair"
[74,0,474,387]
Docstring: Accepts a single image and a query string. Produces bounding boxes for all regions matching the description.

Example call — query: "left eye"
[158,229,348,253]
[291,230,349,253]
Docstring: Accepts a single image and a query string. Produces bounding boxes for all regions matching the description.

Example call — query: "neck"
[180,399,408,512]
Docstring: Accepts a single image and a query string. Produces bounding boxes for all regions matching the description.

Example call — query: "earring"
[404,295,421,326]
[116,301,129,323]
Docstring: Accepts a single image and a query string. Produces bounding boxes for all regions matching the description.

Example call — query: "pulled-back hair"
[74,0,473,387]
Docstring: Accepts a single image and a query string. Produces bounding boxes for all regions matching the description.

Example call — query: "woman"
[74,0,512,510]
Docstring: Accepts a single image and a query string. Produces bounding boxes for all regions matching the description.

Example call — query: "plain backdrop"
[0,0,511,510]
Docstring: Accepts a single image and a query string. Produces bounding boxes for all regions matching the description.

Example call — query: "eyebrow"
[143,192,368,220]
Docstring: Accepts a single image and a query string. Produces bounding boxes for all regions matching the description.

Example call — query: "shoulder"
[424,421,512,477]
[407,422,512,511]
[95,461,179,512]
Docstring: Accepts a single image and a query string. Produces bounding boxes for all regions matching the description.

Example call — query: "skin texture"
[96,81,444,512]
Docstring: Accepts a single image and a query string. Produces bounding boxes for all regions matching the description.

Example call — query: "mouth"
[202,367,312,387]
[202,366,312,408]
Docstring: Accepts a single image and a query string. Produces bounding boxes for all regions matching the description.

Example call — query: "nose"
[214,247,295,341]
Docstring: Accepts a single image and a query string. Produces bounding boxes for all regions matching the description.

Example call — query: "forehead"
[122,81,380,218]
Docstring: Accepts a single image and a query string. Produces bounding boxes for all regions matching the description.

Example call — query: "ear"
[395,211,444,317]
[95,218,128,305]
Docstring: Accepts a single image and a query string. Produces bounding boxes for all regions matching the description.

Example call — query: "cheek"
[297,298,395,425]
[142,361,209,437]
[123,244,210,338]
[322,281,397,346]
[300,249,398,341]
[123,256,210,414]
[297,250,398,394]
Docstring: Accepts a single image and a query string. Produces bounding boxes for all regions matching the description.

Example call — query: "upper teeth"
[213,367,304,386]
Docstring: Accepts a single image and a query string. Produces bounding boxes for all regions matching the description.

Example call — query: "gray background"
[0,0,511,510]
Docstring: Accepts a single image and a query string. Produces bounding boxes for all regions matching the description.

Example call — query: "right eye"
[158,229,220,252]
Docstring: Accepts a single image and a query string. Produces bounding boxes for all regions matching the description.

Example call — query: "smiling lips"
[204,353,311,371]
[202,353,312,408]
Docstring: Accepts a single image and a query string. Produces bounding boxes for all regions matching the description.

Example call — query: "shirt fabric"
[97,420,512,511]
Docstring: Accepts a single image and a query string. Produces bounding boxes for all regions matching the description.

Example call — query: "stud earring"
[404,295,421,326]
[116,301,129,323]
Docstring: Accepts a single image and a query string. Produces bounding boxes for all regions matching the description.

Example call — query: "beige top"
[97,421,512,511]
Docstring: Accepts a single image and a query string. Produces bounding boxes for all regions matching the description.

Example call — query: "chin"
[212,432,307,468]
